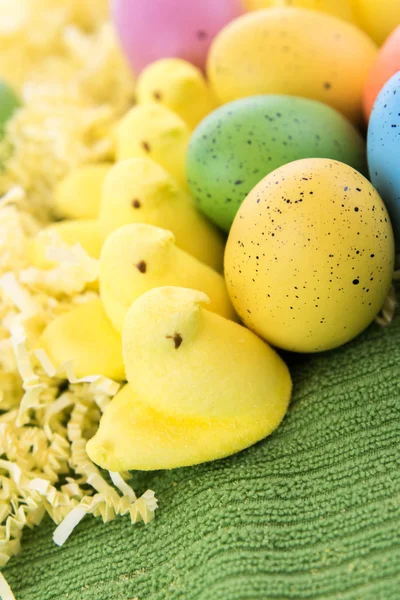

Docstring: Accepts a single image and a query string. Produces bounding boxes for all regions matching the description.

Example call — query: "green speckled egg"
[186,95,367,232]
[225,158,394,353]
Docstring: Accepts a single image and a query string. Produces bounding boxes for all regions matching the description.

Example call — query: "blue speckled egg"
[368,71,400,242]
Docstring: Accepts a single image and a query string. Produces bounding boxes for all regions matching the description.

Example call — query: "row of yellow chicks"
[29,58,292,472]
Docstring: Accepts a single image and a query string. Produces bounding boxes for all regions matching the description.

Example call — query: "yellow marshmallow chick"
[28,219,103,270]
[100,223,236,333]
[114,103,190,187]
[99,158,224,272]
[38,299,125,380]
[86,287,291,471]
[54,163,112,220]
[136,58,215,129]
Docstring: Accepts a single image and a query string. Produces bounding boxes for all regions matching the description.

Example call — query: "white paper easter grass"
[0,4,139,594]
[0,572,16,600]
[0,190,157,598]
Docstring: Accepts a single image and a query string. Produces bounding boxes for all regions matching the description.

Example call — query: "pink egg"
[111,0,244,74]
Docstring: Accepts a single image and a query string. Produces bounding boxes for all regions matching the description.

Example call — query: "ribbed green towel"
[5,313,400,600]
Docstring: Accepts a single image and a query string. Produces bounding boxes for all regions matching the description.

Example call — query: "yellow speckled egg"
[225,158,395,353]
[208,8,377,124]
[244,0,355,24]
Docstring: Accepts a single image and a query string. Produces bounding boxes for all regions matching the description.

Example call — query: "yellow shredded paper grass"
[0,1,157,596]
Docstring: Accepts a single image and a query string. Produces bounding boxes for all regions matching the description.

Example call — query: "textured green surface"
[5,314,400,600]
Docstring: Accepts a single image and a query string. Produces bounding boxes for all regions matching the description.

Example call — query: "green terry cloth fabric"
[5,314,400,600]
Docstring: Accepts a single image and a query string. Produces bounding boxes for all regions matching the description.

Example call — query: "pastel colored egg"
[225,158,394,353]
[208,8,377,125]
[368,72,400,243]
[136,58,215,129]
[187,95,367,232]
[0,80,20,138]
[243,0,355,23]
[363,26,400,121]
[353,0,400,45]
[111,0,243,74]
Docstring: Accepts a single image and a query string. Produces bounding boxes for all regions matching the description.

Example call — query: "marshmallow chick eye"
[86,286,291,471]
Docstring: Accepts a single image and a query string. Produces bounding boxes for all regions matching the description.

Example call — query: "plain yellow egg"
[353,0,400,45]
[225,158,395,353]
[244,0,355,24]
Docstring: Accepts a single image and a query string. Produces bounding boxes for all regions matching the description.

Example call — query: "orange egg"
[363,25,400,121]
